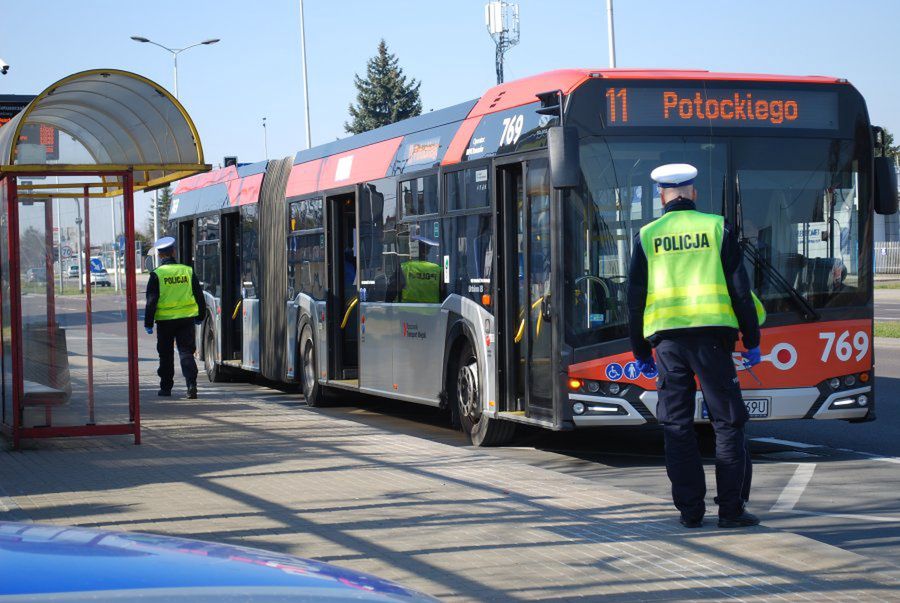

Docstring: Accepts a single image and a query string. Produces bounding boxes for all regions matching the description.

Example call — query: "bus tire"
[451,339,515,447]
[203,318,224,383]
[300,325,326,407]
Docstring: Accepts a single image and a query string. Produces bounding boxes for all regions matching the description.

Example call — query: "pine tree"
[345,40,422,134]
[148,185,173,236]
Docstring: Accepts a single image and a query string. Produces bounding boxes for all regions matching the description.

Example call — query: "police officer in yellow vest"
[145,237,206,399]
[398,235,442,303]
[627,164,762,529]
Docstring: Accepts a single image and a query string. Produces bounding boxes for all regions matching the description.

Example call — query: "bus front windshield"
[563,136,870,350]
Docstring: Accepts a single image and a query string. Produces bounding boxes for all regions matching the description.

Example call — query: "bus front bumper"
[570,385,872,427]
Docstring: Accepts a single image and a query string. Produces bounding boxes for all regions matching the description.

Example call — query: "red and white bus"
[168,69,897,445]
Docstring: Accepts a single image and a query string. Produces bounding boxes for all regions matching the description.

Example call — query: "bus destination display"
[604,87,838,129]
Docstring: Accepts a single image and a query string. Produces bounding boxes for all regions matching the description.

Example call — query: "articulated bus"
[168,69,898,446]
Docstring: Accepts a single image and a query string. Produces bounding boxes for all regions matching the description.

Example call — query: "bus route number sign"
[604,86,838,130]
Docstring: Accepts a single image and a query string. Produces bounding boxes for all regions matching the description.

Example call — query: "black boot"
[185,383,197,400]
[718,511,760,528]
[158,389,171,397]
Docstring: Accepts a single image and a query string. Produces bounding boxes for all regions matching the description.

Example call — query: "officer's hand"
[145,327,153,335]
[741,346,761,367]
[635,355,656,375]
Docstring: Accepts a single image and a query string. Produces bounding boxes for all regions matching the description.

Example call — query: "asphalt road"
[874,287,900,321]
[23,278,900,576]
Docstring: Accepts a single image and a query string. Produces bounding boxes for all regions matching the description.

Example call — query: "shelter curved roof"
[0,69,209,195]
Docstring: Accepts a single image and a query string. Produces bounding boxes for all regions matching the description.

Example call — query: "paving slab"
[1,382,898,601]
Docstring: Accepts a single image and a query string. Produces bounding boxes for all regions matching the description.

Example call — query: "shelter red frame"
[1,173,141,446]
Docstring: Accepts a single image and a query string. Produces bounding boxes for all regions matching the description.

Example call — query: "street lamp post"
[298,0,312,148]
[131,34,219,268]
[130,35,220,99]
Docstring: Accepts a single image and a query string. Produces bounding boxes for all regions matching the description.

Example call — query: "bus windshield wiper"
[741,241,819,322]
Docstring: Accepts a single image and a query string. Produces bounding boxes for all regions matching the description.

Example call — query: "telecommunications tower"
[485,1,520,85]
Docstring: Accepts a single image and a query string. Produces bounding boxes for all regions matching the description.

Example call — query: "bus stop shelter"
[0,69,209,447]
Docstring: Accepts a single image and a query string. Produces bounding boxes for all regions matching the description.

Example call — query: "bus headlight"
[829,378,841,390]
[843,375,856,387]
[573,402,586,415]
[857,395,868,407]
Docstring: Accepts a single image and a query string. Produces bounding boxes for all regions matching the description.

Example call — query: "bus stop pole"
[7,177,24,449]
[111,199,120,292]
[44,193,57,426]
[122,172,141,444]
[84,187,95,425]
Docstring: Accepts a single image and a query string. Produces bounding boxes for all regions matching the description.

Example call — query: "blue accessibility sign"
[623,362,641,381]
[605,363,623,381]
[641,364,658,379]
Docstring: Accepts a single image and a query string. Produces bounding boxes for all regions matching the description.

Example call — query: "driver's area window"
[563,138,726,348]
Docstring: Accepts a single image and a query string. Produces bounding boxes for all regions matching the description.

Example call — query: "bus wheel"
[452,340,515,447]
[300,326,326,407]
[203,320,224,383]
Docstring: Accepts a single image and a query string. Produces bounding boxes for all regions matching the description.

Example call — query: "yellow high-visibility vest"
[153,263,199,321]
[639,210,738,338]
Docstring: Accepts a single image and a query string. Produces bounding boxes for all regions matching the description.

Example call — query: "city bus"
[168,69,898,446]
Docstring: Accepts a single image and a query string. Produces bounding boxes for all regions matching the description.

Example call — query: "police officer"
[398,236,442,303]
[627,164,762,529]
[145,237,206,399]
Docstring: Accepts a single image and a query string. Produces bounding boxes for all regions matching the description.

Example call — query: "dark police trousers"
[156,317,198,392]
[654,333,752,520]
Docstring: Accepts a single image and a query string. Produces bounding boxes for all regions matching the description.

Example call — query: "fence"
[875,241,900,274]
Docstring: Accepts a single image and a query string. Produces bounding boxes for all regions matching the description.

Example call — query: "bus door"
[220,212,242,362]
[327,193,359,381]
[498,160,555,419]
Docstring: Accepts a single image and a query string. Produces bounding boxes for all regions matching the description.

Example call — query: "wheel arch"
[442,314,479,412]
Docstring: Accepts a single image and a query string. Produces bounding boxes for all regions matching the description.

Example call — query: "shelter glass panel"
[15,191,133,429]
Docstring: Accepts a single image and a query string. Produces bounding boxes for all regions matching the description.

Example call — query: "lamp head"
[131,36,150,43]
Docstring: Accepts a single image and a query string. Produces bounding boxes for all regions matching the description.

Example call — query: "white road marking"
[752,437,823,449]
[836,448,900,465]
[775,508,900,524]
[770,463,816,512]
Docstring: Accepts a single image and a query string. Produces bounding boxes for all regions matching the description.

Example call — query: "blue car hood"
[0,522,434,602]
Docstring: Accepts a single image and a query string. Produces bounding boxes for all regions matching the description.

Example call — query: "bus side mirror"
[548,126,580,189]
[874,156,898,215]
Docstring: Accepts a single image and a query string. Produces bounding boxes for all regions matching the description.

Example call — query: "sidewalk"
[1,381,898,601]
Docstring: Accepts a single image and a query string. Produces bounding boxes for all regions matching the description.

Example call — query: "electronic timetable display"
[604,86,839,129]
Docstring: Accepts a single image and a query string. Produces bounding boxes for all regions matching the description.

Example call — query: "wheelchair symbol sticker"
[605,363,623,381]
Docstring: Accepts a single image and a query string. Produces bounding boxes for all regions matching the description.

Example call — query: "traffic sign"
[61,246,73,258]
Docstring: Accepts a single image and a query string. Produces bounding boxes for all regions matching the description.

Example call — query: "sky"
[2,0,899,237]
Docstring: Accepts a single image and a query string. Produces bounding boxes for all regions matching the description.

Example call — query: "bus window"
[196,238,220,298]
[359,179,397,302]
[241,204,259,298]
[196,215,221,297]
[445,212,492,302]
[447,168,490,211]
[401,174,438,217]
[197,214,220,242]
[736,138,868,311]
[389,220,442,303]
[287,198,326,301]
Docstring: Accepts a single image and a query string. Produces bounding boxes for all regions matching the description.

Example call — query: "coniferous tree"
[148,185,174,236]
[345,40,422,134]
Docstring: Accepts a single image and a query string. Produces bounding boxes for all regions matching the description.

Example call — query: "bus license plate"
[700,398,770,419]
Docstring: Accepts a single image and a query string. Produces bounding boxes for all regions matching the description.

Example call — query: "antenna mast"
[485,1,520,84]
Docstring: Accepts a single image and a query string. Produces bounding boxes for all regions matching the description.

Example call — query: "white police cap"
[650,163,698,188]
[152,236,176,251]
